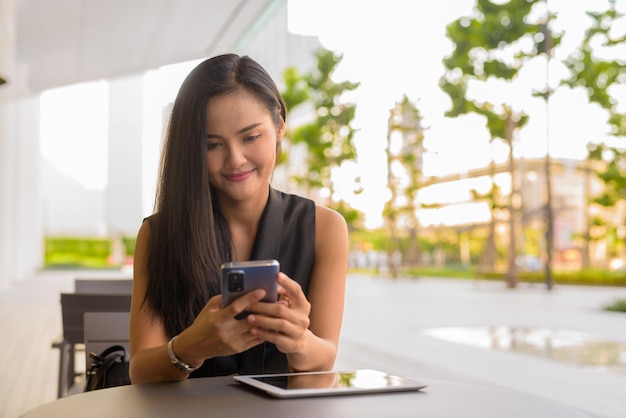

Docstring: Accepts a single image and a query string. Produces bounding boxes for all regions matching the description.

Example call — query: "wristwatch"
[167,335,198,373]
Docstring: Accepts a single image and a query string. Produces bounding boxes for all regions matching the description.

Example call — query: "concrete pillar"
[106,75,144,245]
[14,96,43,281]
[0,0,43,287]
[0,98,18,289]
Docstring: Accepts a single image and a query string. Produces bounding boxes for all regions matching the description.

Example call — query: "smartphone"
[220,259,279,319]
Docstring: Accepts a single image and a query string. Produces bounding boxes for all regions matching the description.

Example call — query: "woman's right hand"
[176,289,268,366]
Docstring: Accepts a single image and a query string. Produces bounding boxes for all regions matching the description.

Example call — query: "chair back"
[74,278,133,294]
[60,293,132,345]
[84,311,131,370]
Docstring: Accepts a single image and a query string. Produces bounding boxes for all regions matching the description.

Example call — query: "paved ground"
[335,274,626,418]
[1,271,625,418]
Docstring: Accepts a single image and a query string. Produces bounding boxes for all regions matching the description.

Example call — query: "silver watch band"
[167,335,197,373]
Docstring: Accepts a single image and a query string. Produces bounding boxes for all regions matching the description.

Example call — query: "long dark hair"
[145,54,287,337]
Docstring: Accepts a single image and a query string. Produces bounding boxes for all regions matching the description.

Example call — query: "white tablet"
[234,369,428,398]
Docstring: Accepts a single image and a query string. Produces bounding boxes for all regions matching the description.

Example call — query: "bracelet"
[167,335,198,373]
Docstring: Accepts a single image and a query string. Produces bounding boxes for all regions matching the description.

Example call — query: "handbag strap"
[90,344,127,361]
[86,345,128,391]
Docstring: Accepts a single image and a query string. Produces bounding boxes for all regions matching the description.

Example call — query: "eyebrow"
[206,122,263,139]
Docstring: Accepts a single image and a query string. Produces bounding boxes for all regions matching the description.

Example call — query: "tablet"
[234,369,428,398]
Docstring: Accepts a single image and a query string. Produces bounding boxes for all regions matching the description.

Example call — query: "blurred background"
[1,1,626,417]
[2,0,626,289]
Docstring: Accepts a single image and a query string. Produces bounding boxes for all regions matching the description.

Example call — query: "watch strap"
[167,335,197,373]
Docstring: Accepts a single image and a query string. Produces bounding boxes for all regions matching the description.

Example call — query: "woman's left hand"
[246,272,311,354]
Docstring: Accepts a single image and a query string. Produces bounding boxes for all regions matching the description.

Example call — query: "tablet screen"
[235,369,427,398]
[255,370,413,389]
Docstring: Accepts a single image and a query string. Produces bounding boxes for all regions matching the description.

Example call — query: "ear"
[276,120,285,148]
[276,119,286,140]
[275,120,285,163]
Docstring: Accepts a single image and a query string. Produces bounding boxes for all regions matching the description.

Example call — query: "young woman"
[129,54,348,384]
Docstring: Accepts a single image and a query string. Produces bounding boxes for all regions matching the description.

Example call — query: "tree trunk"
[505,112,519,288]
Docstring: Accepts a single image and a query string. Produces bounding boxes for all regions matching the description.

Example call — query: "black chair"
[52,293,131,397]
[74,278,133,294]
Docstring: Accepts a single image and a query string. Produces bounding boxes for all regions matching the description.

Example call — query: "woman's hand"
[182,289,269,363]
[245,272,312,354]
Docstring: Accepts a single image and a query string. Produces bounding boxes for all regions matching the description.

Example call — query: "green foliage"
[522,226,542,257]
[281,49,361,194]
[282,67,310,110]
[349,228,434,254]
[384,95,426,262]
[604,299,626,313]
[440,0,560,137]
[401,266,626,287]
[330,199,364,232]
[122,236,137,257]
[471,182,507,210]
[45,236,135,268]
[565,1,626,247]
[562,0,626,132]
[45,237,112,268]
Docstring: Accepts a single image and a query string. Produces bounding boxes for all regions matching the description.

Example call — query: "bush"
[45,236,136,269]
[397,266,626,287]
[45,237,111,268]
[122,236,137,257]
[604,299,626,313]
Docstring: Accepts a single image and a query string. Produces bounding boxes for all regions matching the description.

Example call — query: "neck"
[218,185,270,226]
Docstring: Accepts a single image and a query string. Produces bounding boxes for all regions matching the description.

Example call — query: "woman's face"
[205,89,284,203]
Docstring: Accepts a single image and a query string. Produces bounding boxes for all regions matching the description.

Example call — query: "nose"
[225,143,246,168]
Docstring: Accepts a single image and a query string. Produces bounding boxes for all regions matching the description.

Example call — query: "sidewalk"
[1,271,625,418]
[335,275,626,418]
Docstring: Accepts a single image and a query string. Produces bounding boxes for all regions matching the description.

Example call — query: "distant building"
[417,157,614,269]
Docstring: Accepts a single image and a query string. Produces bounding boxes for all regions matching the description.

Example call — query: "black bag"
[84,345,131,391]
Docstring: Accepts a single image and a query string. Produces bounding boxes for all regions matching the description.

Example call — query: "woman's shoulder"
[315,204,347,232]
[271,188,345,230]
[143,213,158,224]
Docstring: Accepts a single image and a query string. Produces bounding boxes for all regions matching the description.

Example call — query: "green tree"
[281,49,361,194]
[281,49,363,229]
[440,0,561,288]
[471,182,507,273]
[384,95,426,276]
[562,0,626,260]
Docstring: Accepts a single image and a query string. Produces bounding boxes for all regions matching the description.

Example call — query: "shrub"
[44,236,136,269]
[604,299,626,313]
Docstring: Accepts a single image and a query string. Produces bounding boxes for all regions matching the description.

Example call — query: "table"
[21,376,591,418]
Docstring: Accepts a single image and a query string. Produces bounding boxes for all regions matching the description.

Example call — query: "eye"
[243,134,261,142]
[207,141,221,150]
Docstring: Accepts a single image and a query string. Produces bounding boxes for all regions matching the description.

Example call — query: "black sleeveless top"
[189,187,316,377]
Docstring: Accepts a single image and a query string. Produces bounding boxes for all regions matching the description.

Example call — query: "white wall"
[106,75,144,236]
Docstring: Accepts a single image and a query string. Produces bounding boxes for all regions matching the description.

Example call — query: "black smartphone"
[220,259,279,319]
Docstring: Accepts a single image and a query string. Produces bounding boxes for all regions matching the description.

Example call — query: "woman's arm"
[247,205,348,371]
[129,221,195,383]
[288,205,348,371]
[129,221,268,384]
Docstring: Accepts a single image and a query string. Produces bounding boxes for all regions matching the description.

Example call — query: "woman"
[129,54,348,384]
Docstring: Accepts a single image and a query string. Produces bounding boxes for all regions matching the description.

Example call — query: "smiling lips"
[224,169,254,182]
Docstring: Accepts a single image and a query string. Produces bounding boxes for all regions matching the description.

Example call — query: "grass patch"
[363,265,626,287]
[604,299,626,313]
